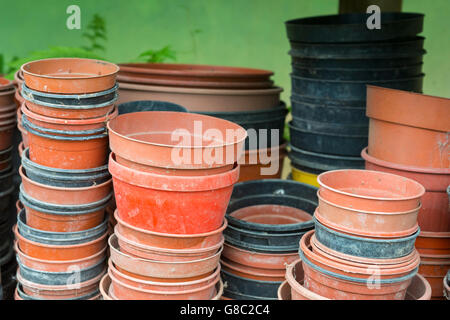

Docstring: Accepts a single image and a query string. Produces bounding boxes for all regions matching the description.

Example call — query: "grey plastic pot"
[17,209,108,245]
[22,148,110,188]
[314,217,420,260]
[17,258,106,286]
[16,283,100,300]
[221,269,281,299]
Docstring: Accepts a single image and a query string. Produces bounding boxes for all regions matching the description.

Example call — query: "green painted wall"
[1,0,448,99]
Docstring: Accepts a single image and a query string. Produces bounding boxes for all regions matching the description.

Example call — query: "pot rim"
[224,242,298,259]
[109,233,224,266]
[22,82,119,100]
[14,224,108,250]
[221,257,285,278]
[118,81,283,96]
[108,258,220,287]
[19,165,112,192]
[0,145,13,155]
[361,147,450,174]
[290,73,425,84]
[21,101,118,125]
[0,88,15,96]
[108,111,247,149]
[21,57,120,80]
[317,189,422,216]
[244,142,288,156]
[418,231,450,238]
[317,169,426,201]
[114,209,228,239]
[285,259,329,300]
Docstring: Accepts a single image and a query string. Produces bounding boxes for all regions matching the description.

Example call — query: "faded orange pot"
[419,254,450,299]
[367,85,450,169]
[221,257,285,281]
[415,231,450,255]
[317,169,425,212]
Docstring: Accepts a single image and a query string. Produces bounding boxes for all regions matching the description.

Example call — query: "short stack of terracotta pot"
[116,63,287,182]
[362,85,450,299]
[100,110,246,300]
[220,179,317,300]
[13,58,119,300]
[285,169,428,300]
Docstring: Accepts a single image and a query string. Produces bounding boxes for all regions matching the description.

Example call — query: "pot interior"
[229,204,312,225]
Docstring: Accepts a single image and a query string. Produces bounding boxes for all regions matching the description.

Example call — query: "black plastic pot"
[289,121,367,156]
[222,290,275,300]
[118,100,188,115]
[197,103,288,150]
[292,93,365,108]
[221,269,280,299]
[17,259,106,286]
[291,63,423,81]
[288,37,425,59]
[285,12,424,43]
[0,220,12,245]
[19,185,111,216]
[314,217,420,260]
[21,83,118,107]
[291,54,424,69]
[289,144,365,173]
[291,74,424,101]
[0,184,14,213]
[0,246,17,301]
[290,117,368,136]
[17,209,108,245]
[22,148,110,188]
[291,99,367,124]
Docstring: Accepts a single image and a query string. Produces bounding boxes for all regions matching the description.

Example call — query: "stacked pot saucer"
[362,86,450,299]
[13,58,119,300]
[220,179,317,300]
[287,169,426,300]
[284,12,425,187]
[102,110,246,300]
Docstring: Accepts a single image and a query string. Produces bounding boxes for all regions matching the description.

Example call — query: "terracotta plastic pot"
[115,224,223,262]
[109,153,240,234]
[14,89,24,109]
[21,58,119,94]
[317,169,425,212]
[20,186,109,232]
[109,234,221,279]
[108,259,219,300]
[237,143,287,182]
[222,242,298,270]
[362,147,449,232]
[18,141,25,157]
[20,166,112,205]
[0,145,12,161]
[367,85,450,169]
[0,88,15,106]
[15,284,101,300]
[108,111,246,170]
[316,192,420,238]
[0,122,16,150]
[0,77,14,91]
[283,260,431,300]
[114,210,227,250]
[300,230,419,300]
[415,231,450,255]
[18,121,29,148]
[17,267,104,299]
[419,254,450,298]
[15,225,108,261]
[15,241,107,272]
[117,81,282,112]
[221,257,285,281]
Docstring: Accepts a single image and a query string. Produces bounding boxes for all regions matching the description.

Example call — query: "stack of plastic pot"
[13,58,119,300]
[362,85,450,299]
[116,63,287,182]
[220,179,317,300]
[102,111,246,300]
[284,12,425,187]
[0,77,18,300]
[286,169,428,300]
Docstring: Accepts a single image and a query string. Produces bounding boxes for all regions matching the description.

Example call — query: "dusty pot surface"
[21,58,119,94]
[317,169,425,212]
[117,81,282,112]
[316,193,420,238]
[20,166,112,205]
[109,234,222,279]
[367,85,450,169]
[108,111,246,170]
[362,147,450,232]
[109,153,239,234]
[114,210,227,250]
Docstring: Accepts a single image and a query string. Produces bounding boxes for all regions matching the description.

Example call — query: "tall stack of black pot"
[285,12,425,178]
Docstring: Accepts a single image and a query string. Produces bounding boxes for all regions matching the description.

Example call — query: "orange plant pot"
[14,89,24,109]
[21,58,119,94]
[0,122,16,150]
[220,257,285,281]
[15,225,107,260]
[114,210,227,250]
[25,100,115,120]
[415,231,450,255]
[366,85,450,169]
[109,153,240,234]
[317,169,425,212]
[362,147,449,232]
[418,254,450,299]
[0,88,15,106]
[237,143,287,182]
